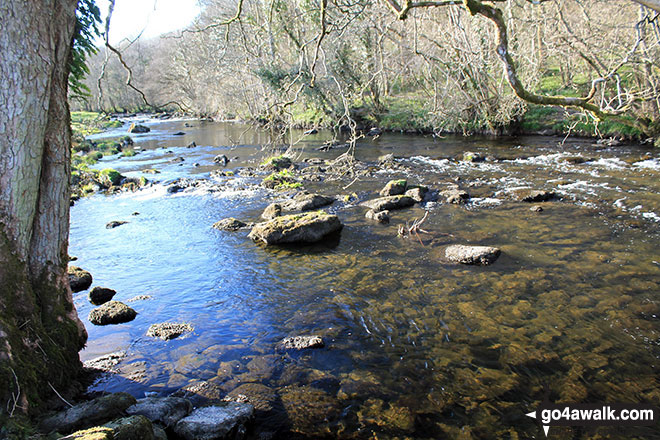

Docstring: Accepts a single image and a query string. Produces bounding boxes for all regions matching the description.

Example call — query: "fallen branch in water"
[398,211,431,245]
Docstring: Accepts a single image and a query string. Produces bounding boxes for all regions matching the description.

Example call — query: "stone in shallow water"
[88,301,137,325]
[445,245,501,265]
[380,179,407,196]
[126,397,192,428]
[106,220,128,229]
[360,195,415,212]
[248,212,342,245]
[365,209,390,223]
[510,188,557,203]
[40,393,137,434]
[279,335,324,350]
[440,188,469,204]
[173,403,254,440]
[212,218,248,231]
[68,266,92,292]
[147,322,193,340]
[89,286,116,305]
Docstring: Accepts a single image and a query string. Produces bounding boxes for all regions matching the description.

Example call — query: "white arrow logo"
[526,411,550,436]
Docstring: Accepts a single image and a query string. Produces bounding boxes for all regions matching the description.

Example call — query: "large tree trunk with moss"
[0,0,87,420]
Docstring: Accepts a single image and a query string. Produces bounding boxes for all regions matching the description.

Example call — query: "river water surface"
[71,118,660,439]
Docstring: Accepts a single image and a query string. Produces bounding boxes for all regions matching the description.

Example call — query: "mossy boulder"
[380,179,407,196]
[40,393,137,434]
[104,415,155,440]
[98,169,123,186]
[261,155,293,171]
[68,266,92,292]
[147,323,193,340]
[126,397,192,428]
[248,212,342,245]
[89,301,137,325]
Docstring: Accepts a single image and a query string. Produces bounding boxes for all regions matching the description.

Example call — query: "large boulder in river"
[127,397,193,428]
[89,301,137,325]
[128,123,150,134]
[281,192,335,212]
[40,393,137,434]
[173,403,254,440]
[361,195,415,212]
[68,266,92,292]
[248,212,342,245]
[445,245,501,265]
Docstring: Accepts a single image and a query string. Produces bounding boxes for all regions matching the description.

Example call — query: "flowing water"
[72,117,660,439]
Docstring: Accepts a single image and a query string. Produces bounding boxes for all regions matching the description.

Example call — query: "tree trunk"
[0,0,87,420]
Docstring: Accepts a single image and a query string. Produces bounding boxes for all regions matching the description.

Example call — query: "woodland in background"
[75,0,660,139]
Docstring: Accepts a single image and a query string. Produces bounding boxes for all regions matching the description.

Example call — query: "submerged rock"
[106,220,128,229]
[89,301,137,325]
[40,393,137,434]
[83,351,126,373]
[212,218,248,231]
[248,212,342,245]
[380,179,407,196]
[445,244,501,265]
[279,335,324,350]
[89,287,116,305]
[128,123,150,134]
[510,188,557,203]
[68,266,93,292]
[173,403,254,440]
[441,188,469,204]
[361,195,415,212]
[126,397,193,428]
[147,322,194,340]
[365,209,390,224]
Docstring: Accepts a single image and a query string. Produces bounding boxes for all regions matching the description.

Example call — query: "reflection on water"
[71,119,660,439]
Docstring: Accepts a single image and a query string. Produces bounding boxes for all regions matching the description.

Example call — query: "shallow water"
[72,118,660,439]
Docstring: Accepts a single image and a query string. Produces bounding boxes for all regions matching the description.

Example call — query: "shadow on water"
[71,119,660,439]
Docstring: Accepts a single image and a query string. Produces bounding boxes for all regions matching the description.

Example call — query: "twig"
[7,367,20,417]
[48,382,74,408]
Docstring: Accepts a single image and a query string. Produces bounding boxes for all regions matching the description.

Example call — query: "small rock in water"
[89,301,137,325]
[462,151,484,162]
[214,154,230,166]
[83,351,127,373]
[132,211,140,216]
[213,218,248,231]
[380,179,407,196]
[279,335,325,350]
[147,322,194,340]
[440,188,469,204]
[103,415,155,440]
[187,141,197,148]
[89,286,116,305]
[510,188,557,203]
[173,131,186,136]
[106,220,128,229]
[530,205,543,212]
[378,153,395,166]
[445,244,501,266]
[405,186,429,202]
[174,403,254,440]
[68,266,92,292]
[365,209,390,224]
[126,295,152,302]
[261,203,282,220]
[171,156,185,163]
[128,123,150,134]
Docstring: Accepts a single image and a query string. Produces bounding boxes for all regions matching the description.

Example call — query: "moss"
[261,154,292,170]
[121,148,136,157]
[99,169,122,186]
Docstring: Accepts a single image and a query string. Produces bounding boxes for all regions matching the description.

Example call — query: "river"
[71,116,660,439]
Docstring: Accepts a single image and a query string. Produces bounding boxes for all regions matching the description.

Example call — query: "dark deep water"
[71,116,660,439]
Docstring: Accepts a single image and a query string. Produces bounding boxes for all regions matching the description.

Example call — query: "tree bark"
[0,0,87,419]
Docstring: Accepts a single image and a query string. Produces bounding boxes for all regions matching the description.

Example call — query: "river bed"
[71,117,660,439]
